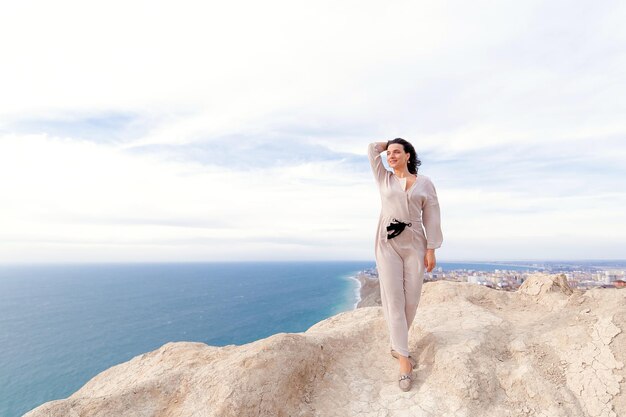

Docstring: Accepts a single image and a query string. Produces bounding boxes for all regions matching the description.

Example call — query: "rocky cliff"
[24,274,625,417]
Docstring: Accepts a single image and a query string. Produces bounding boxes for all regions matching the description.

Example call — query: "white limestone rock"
[24,274,625,417]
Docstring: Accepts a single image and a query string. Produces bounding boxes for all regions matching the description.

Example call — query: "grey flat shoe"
[398,372,413,391]
[390,349,417,369]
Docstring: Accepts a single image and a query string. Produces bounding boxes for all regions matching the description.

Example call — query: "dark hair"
[387,138,421,174]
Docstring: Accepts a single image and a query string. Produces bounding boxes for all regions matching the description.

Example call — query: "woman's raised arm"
[368,142,389,185]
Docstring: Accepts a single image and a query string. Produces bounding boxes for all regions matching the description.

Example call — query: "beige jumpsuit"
[368,142,443,358]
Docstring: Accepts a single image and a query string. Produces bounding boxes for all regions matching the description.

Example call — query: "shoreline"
[349,269,381,309]
[347,274,362,309]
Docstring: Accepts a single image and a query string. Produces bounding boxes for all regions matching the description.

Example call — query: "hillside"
[24,274,625,417]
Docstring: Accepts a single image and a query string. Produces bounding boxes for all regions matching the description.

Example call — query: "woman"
[367,138,443,391]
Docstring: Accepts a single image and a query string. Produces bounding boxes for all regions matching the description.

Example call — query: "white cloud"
[1,0,625,261]
[0,133,383,261]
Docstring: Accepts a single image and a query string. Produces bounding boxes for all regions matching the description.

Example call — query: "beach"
[353,269,381,308]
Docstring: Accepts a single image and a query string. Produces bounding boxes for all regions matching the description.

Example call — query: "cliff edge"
[24,274,626,417]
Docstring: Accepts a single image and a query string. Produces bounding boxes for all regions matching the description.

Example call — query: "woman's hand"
[425,249,436,272]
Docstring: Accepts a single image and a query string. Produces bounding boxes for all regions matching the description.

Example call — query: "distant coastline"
[347,260,626,308]
[350,270,381,309]
[347,274,362,309]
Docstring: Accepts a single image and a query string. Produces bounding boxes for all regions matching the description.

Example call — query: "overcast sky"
[1,0,625,263]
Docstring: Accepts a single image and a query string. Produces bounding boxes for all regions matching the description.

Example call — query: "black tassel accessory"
[386,218,412,240]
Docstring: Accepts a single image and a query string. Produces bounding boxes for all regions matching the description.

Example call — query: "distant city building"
[467,275,488,285]
[605,270,624,284]
[362,262,626,292]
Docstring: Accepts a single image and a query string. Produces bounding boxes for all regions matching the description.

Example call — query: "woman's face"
[386,144,409,169]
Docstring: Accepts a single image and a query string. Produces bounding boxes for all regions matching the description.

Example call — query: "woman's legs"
[403,246,426,329]
[375,240,410,357]
[375,232,426,358]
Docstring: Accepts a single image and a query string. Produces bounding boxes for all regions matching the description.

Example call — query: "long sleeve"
[368,142,389,185]
[421,177,443,249]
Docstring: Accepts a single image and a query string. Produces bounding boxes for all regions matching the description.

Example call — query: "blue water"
[0,260,538,417]
[0,261,370,417]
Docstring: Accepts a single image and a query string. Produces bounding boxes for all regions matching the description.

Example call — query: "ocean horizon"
[1,260,540,417]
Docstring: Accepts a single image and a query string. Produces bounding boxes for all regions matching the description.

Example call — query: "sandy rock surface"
[24,274,625,417]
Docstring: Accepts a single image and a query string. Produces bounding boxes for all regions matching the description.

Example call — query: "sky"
[0,0,625,263]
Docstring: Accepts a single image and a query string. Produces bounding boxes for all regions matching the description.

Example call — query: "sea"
[0,261,537,417]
